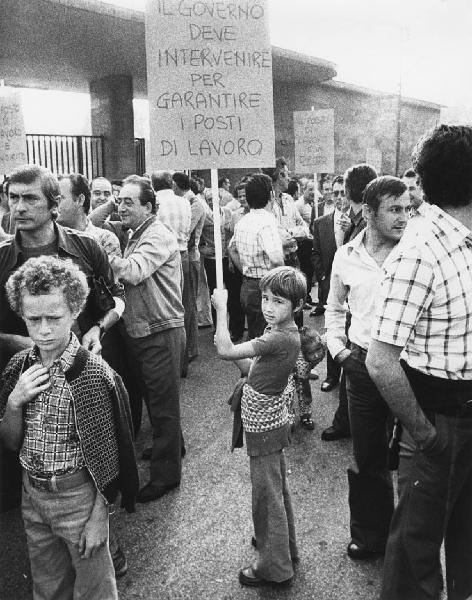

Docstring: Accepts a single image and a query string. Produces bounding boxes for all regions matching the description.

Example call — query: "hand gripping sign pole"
[210,169,224,290]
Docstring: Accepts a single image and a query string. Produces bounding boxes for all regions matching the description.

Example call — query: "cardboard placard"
[294,109,334,174]
[145,0,275,169]
[0,91,27,175]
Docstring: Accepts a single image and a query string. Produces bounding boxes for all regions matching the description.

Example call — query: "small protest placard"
[293,109,334,174]
[0,91,27,176]
[145,0,275,169]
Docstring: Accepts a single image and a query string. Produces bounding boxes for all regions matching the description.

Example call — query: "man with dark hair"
[402,167,423,209]
[367,125,472,600]
[110,176,186,503]
[320,165,378,441]
[0,164,125,515]
[58,173,121,258]
[230,173,284,339]
[90,176,114,210]
[312,175,350,391]
[343,164,378,242]
[218,175,233,206]
[327,175,409,561]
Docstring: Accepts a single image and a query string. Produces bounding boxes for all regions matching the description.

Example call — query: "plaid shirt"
[233,209,283,278]
[20,334,85,476]
[372,204,472,380]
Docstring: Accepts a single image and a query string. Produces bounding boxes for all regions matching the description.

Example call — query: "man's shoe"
[137,481,180,503]
[112,546,128,578]
[321,426,351,441]
[238,566,292,588]
[308,369,319,380]
[320,379,337,392]
[310,306,325,317]
[347,542,382,560]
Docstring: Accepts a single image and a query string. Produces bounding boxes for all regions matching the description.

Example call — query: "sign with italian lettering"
[145,0,275,169]
[0,91,27,176]
[293,109,334,173]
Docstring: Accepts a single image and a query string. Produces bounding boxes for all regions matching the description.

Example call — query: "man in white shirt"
[325,176,410,561]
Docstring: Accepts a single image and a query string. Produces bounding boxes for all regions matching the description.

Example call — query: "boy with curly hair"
[0,256,138,600]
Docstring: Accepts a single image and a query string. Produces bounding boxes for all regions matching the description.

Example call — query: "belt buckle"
[29,474,52,492]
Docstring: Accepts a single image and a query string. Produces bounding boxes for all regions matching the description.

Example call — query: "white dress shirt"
[325,229,398,358]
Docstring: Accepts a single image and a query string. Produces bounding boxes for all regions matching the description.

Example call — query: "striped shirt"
[20,333,85,476]
[372,204,472,380]
[156,189,191,252]
[233,209,283,278]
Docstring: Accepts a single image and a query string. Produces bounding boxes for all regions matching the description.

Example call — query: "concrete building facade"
[2,0,440,179]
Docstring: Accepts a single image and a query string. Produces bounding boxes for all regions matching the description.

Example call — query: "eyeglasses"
[333,190,345,197]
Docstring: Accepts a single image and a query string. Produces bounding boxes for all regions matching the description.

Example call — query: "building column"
[90,75,135,179]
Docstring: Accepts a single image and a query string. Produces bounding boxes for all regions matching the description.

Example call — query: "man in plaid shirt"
[230,173,284,339]
[366,125,472,600]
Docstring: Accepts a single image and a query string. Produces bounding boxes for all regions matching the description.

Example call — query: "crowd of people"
[0,123,471,600]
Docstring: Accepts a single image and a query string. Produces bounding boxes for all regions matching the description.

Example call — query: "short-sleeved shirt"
[233,209,283,279]
[248,326,301,395]
[372,204,472,380]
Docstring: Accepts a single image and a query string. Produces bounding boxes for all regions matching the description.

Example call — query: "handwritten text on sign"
[145,0,275,169]
[0,92,27,175]
[293,109,334,174]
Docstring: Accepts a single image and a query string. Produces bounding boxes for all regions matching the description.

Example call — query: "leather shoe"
[310,306,325,317]
[347,542,382,560]
[321,425,351,441]
[137,481,180,503]
[321,379,337,392]
[239,566,292,588]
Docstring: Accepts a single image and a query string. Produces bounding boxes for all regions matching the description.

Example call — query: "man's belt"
[25,468,90,493]
[400,359,472,417]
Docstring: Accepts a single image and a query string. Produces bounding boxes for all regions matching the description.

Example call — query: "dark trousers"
[326,349,342,383]
[381,413,472,600]
[187,259,200,359]
[240,277,266,340]
[102,323,143,436]
[181,252,191,373]
[127,327,186,488]
[204,257,245,340]
[346,344,394,553]
[297,238,314,292]
[331,371,350,434]
[330,313,351,434]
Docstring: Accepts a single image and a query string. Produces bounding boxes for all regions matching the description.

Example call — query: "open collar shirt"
[372,204,472,380]
[325,229,399,358]
[20,333,85,476]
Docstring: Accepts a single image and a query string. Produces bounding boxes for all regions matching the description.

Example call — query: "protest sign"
[293,109,334,174]
[0,91,27,175]
[145,0,275,170]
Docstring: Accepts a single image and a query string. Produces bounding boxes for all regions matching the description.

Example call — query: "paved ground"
[1,310,391,600]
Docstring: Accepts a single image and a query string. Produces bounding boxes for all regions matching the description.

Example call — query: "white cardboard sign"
[0,91,27,176]
[145,0,275,169]
[293,109,334,174]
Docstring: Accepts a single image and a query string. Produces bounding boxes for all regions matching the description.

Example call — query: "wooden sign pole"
[210,168,224,290]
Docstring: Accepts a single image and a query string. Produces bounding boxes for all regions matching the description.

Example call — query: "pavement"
[1,310,390,600]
